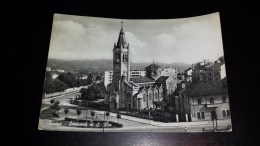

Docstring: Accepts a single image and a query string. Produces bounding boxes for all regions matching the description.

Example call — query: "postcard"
[38,12,232,132]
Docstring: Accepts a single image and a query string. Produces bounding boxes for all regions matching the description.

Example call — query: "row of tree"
[43,72,94,94]
[64,109,122,124]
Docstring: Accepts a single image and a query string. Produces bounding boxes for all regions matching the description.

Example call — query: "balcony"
[206,103,220,108]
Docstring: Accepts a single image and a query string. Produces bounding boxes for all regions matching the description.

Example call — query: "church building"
[106,23,179,112]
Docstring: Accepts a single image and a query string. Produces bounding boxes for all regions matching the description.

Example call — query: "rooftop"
[145,63,161,69]
[156,76,170,82]
[130,76,155,83]
[180,82,227,97]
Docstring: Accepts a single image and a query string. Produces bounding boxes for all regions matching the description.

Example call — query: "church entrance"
[126,93,131,111]
[128,104,131,111]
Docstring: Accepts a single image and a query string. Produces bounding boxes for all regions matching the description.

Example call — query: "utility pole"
[149,110,150,124]
[103,111,105,132]
[212,119,215,131]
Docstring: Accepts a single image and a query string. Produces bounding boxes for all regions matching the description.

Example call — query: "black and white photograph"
[38,12,232,132]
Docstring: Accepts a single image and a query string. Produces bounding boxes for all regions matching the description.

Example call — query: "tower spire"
[117,21,127,47]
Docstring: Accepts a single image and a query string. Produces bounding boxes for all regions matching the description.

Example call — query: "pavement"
[93,110,232,128]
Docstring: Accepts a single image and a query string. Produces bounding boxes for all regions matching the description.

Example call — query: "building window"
[198,99,202,105]
[154,92,158,101]
[227,110,231,117]
[222,110,226,117]
[149,92,152,101]
[201,112,205,119]
[222,96,227,103]
[143,93,147,102]
[159,90,163,100]
[197,112,201,119]
[210,97,214,104]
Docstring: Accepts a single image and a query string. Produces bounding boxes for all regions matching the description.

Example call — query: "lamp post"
[148,109,150,124]
[103,111,105,132]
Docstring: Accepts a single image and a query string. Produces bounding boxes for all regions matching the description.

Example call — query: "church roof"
[145,63,161,69]
[156,76,170,82]
[180,82,227,97]
[130,76,155,83]
[116,25,128,48]
[127,81,138,87]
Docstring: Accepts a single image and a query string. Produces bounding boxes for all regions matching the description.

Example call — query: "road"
[39,92,232,132]
[42,92,81,107]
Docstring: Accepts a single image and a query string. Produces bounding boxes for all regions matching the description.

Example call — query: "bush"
[52,112,59,117]
[109,121,123,128]
[64,117,91,123]
[118,108,127,111]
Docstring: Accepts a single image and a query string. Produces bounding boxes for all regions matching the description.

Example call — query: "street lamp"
[148,110,150,124]
[103,111,105,132]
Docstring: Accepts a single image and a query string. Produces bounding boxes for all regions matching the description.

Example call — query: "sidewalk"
[94,110,231,128]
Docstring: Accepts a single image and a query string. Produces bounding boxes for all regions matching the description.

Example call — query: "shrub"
[64,117,91,123]
[109,121,123,128]
[52,112,59,117]
[118,108,127,111]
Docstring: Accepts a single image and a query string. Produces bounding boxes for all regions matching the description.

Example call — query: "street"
[39,92,232,132]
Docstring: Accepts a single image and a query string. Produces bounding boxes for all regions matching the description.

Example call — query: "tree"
[50,99,55,104]
[44,79,68,94]
[64,108,69,118]
[50,100,60,117]
[80,83,106,101]
[105,112,110,121]
[86,74,93,85]
[80,86,95,101]
[76,109,81,122]
[45,72,52,80]
[58,72,77,88]
[91,111,95,122]
[116,114,121,124]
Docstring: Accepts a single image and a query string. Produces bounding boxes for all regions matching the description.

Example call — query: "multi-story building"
[183,67,192,82]
[104,71,113,88]
[160,67,177,78]
[51,73,59,79]
[180,82,230,121]
[104,69,146,88]
[56,69,65,73]
[130,69,146,78]
[191,57,226,86]
[46,66,51,72]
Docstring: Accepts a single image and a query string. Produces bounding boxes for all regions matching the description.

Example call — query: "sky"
[48,12,224,64]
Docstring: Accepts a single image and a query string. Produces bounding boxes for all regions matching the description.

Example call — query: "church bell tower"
[112,22,130,91]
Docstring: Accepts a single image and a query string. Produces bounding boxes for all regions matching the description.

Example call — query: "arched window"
[149,92,152,101]
[222,110,226,117]
[222,96,226,103]
[154,91,158,101]
[159,90,163,100]
[210,97,214,104]
[143,92,147,102]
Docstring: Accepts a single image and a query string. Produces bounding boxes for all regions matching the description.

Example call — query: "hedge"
[64,118,123,127]
[109,121,123,128]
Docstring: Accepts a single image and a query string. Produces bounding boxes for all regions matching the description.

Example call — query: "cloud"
[48,13,224,64]
[49,20,118,60]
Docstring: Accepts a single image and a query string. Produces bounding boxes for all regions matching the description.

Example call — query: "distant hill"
[47,59,191,74]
